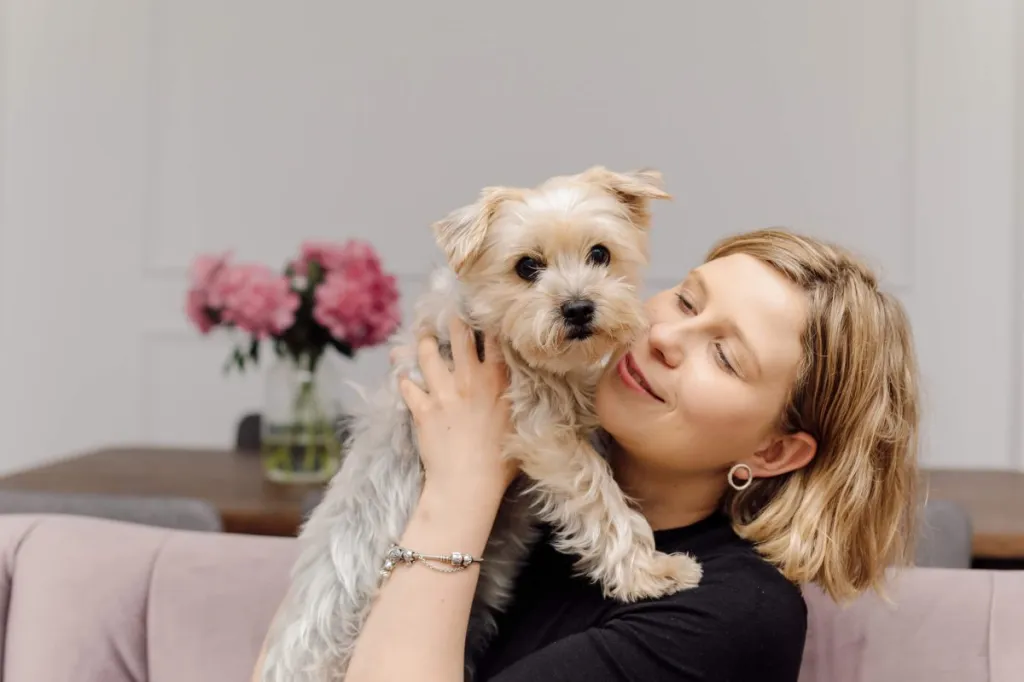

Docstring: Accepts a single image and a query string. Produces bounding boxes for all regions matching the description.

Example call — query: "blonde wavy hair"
[710,229,920,603]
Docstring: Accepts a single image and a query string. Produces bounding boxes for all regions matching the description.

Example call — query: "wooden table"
[0,446,322,536]
[922,469,1024,561]
[0,449,1021,560]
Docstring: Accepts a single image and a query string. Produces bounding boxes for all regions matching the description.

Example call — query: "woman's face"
[595,253,809,478]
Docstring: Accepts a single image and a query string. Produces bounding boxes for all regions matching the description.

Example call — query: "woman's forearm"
[344,476,505,682]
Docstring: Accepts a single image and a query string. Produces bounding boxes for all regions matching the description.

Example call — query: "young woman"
[256,228,919,682]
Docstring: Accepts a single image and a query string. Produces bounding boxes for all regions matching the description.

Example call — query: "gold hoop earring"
[728,463,753,491]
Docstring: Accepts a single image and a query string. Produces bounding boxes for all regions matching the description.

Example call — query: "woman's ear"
[746,432,817,480]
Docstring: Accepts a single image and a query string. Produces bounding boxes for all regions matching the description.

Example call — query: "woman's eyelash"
[715,343,736,375]
[676,292,695,312]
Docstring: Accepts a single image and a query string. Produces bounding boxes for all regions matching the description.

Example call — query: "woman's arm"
[250,486,499,682]
[344,479,505,682]
[343,318,515,682]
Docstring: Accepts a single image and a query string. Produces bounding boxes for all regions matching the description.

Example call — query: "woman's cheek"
[676,370,741,427]
[676,363,720,406]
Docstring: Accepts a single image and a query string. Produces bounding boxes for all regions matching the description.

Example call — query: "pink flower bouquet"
[186,240,401,374]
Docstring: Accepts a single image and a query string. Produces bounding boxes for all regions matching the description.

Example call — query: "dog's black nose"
[561,299,595,326]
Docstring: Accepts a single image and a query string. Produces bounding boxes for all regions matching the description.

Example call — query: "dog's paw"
[607,552,703,602]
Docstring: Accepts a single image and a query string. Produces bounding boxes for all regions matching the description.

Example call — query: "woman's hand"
[396,316,516,500]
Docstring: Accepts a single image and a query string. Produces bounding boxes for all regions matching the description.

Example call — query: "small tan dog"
[261,167,702,682]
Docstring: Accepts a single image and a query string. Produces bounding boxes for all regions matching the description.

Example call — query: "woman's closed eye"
[676,291,739,376]
[714,342,737,375]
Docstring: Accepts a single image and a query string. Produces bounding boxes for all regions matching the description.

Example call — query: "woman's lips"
[616,353,664,402]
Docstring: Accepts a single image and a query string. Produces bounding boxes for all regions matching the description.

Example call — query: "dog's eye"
[587,245,611,267]
[515,256,544,282]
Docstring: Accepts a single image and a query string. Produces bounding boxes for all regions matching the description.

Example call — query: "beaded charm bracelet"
[379,543,483,581]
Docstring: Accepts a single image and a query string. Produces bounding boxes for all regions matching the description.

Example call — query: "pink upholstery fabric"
[800,568,1024,682]
[0,515,297,682]
[0,514,1020,682]
[989,571,1024,682]
[146,526,296,681]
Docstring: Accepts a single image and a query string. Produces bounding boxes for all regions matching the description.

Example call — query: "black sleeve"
[485,576,806,682]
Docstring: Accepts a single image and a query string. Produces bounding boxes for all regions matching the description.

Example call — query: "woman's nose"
[648,322,684,368]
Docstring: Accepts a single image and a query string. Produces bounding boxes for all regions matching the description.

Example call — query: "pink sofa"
[0,515,1020,682]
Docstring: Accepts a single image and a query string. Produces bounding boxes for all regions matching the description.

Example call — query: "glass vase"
[260,353,343,484]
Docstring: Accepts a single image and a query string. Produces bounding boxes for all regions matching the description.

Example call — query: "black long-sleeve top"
[475,511,808,682]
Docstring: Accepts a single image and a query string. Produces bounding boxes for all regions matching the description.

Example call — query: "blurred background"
[0,1,1020,567]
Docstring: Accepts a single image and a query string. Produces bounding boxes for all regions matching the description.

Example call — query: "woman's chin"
[596,383,647,443]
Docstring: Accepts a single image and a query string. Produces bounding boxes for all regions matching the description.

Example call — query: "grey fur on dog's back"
[258,353,422,681]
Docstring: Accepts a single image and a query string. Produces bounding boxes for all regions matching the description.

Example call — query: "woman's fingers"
[401,318,502,400]
[416,334,450,394]
[481,332,508,385]
[481,332,503,367]
[398,377,430,420]
[447,315,477,377]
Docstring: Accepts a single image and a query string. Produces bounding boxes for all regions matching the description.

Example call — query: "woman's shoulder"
[596,546,806,681]
[646,511,809,629]
[641,543,809,633]
[478,514,807,682]
[608,513,809,671]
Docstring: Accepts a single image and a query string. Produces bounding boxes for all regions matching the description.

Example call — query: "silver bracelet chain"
[378,543,483,582]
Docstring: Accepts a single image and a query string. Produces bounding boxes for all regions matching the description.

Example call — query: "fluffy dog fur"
[260,166,702,682]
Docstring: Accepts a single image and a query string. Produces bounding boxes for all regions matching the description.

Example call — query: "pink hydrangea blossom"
[334,240,381,270]
[313,241,400,350]
[210,263,300,339]
[186,239,399,359]
[294,239,385,276]
[292,241,346,275]
[185,252,231,334]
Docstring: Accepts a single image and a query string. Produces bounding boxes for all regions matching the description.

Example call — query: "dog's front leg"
[510,434,702,601]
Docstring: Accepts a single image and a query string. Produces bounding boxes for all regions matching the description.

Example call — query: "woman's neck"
[608,443,726,531]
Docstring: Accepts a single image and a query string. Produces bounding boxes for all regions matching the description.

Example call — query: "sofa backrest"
[800,569,1024,681]
[0,514,296,681]
[0,515,1020,682]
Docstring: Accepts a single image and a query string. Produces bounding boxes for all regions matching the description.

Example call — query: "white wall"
[1017,0,1024,471]
[0,0,1020,473]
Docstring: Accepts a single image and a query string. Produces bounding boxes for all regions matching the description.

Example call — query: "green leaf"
[328,337,355,359]
[249,339,260,364]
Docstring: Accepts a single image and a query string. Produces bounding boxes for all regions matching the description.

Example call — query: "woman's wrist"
[405,475,505,560]
[345,468,503,682]
[422,446,510,509]
[418,474,506,522]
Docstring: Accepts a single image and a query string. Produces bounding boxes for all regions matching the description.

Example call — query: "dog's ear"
[581,166,671,229]
[431,186,515,275]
